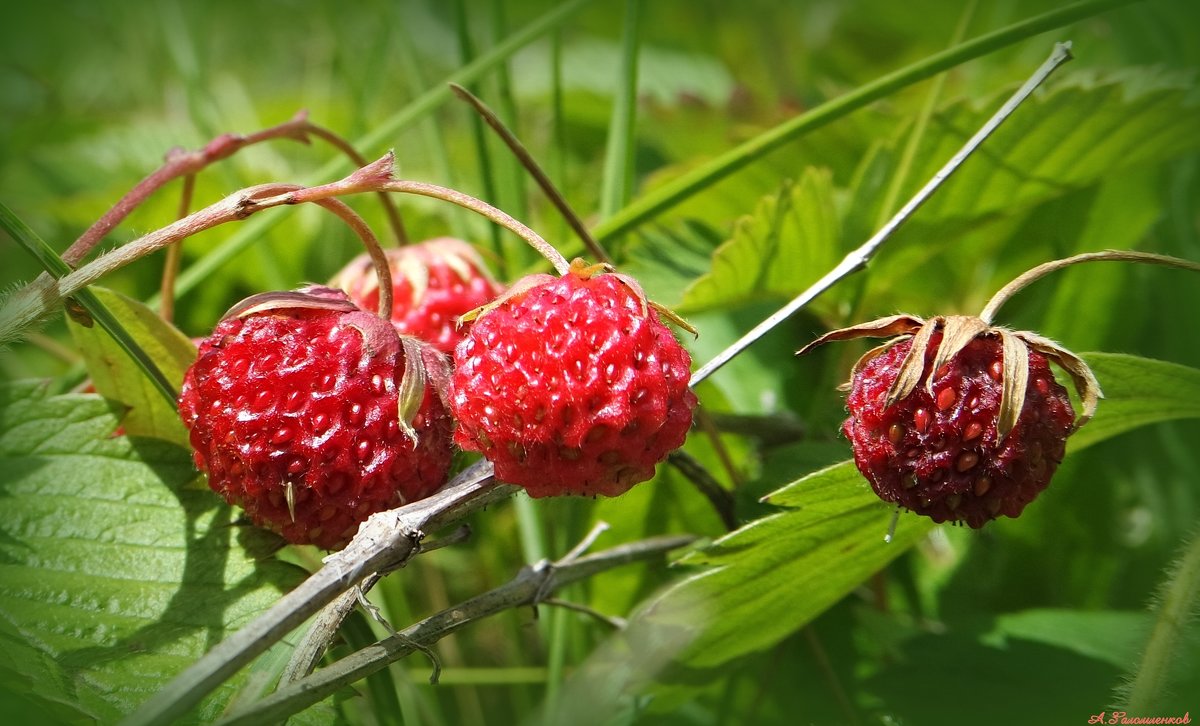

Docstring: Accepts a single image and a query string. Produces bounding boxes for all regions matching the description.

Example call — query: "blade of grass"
[489,0,529,223]
[455,0,505,268]
[551,29,569,246]
[0,203,178,406]
[874,0,977,229]
[162,0,595,305]
[598,0,643,221]
[393,14,474,244]
[591,0,1141,246]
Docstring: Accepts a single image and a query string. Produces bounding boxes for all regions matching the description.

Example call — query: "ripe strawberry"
[331,237,505,354]
[178,286,454,549]
[800,315,1100,527]
[449,262,697,497]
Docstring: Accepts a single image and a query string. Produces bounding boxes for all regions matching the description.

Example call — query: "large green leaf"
[0,382,312,723]
[1070,353,1200,453]
[630,352,1200,671]
[654,69,1198,323]
[67,287,197,447]
[676,167,842,315]
[632,461,934,670]
[906,68,1200,223]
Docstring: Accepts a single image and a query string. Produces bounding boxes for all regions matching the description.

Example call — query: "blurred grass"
[2,1,1199,724]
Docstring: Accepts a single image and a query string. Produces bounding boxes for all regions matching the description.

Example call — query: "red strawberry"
[178,286,454,549]
[449,262,697,497]
[799,315,1100,527]
[331,237,505,354]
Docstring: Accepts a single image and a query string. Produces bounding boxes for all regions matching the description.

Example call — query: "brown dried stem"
[62,112,313,267]
[122,461,515,726]
[243,153,569,274]
[980,250,1200,324]
[158,174,196,323]
[689,41,1074,387]
[216,532,693,725]
[449,82,612,265]
[304,122,409,245]
[63,111,410,269]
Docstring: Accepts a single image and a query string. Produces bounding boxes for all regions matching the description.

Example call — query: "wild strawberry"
[799,315,1101,527]
[449,261,697,497]
[178,286,454,549]
[331,237,505,354]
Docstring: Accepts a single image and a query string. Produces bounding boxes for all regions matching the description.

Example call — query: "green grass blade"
[592,0,1142,244]
[164,0,595,304]
[456,0,504,265]
[598,0,644,221]
[0,202,179,406]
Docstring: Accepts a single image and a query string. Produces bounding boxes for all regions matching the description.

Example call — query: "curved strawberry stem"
[449,82,614,266]
[980,250,1200,324]
[238,185,395,321]
[244,154,571,276]
[378,180,569,275]
[158,173,196,323]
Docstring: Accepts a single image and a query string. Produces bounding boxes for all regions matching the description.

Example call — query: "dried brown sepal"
[795,314,925,356]
[802,308,1103,439]
[222,287,359,321]
[925,316,991,396]
[650,300,699,337]
[458,273,556,325]
[839,338,911,392]
[396,253,431,308]
[884,318,940,409]
[1021,331,1103,429]
[997,329,1031,442]
[396,336,430,446]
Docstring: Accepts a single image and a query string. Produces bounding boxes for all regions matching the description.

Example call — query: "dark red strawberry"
[178,286,454,549]
[449,262,697,497]
[800,315,1100,527]
[331,237,505,354]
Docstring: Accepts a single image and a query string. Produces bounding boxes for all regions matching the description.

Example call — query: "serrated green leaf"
[1070,353,1200,453]
[677,167,842,315]
[630,461,933,670]
[632,351,1200,672]
[0,382,307,723]
[67,287,196,447]
[903,68,1200,223]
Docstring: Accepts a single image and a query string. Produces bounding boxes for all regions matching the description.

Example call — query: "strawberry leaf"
[676,167,842,316]
[66,287,196,447]
[1068,353,1200,453]
[0,382,316,723]
[629,352,1200,672]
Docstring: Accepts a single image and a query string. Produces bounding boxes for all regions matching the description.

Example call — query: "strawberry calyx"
[799,314,1102,440]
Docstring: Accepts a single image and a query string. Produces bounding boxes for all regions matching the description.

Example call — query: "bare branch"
[217,534,695,725]
[121,460,514,726]
[689,42,1075,387]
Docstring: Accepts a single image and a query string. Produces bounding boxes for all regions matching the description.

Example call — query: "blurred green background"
[2,1,1199,724]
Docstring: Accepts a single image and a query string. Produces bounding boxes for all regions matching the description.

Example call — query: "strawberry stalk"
[62,111,407,267]
[157,173,197,323]
[980,250,1200,323]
